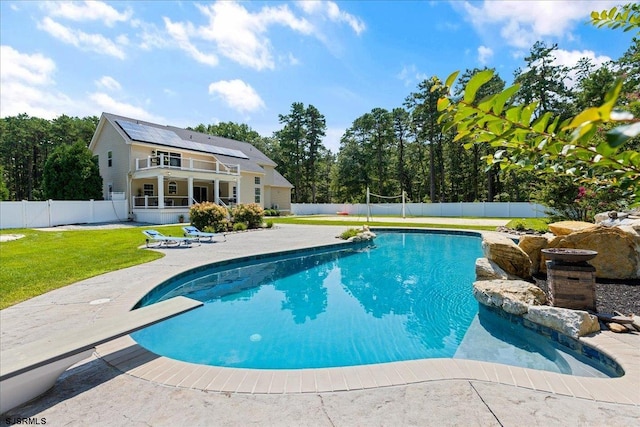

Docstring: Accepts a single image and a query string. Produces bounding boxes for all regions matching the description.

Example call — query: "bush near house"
[189,202,229,232]
[231,203,265,229]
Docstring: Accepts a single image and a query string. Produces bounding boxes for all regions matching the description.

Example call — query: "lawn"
[0,226,185,310]
[267,216,499,230]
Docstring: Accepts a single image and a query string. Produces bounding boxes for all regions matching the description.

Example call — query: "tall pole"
[402,190,406,219]
[366,186,370,223]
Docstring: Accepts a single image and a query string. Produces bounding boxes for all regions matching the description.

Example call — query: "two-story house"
[89,112,293,224]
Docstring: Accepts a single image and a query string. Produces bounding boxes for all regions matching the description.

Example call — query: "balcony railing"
[135,155,240,175]
[133,196,190,209]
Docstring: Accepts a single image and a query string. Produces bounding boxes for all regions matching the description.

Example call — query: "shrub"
[233,222,248,231]
[189,202,229,232]
[264,209,280,217]
[340,228,360,240]
[265,220,274,229]
[532,177,627,222]
[231,203,264,229]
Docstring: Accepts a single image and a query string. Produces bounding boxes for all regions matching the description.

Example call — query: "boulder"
[547,226,640,280]
[518,235,549,275]
[524,306,600,339]
[473,279,547,315]
[548,221,597,236]
[482,234,532,279]
[475,258,516,280]
[348,231,376,242]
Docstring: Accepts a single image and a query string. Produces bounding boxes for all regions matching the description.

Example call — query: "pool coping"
[95,228,640,406]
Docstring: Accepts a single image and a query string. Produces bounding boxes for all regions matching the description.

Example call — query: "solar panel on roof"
[115,120,249,160]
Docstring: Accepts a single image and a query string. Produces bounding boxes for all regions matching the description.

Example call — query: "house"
[89,112,293,224]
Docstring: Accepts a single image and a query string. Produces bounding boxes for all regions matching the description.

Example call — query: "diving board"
[0,296,203,413]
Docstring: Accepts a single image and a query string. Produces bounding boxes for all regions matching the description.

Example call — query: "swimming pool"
[132,231,619,377]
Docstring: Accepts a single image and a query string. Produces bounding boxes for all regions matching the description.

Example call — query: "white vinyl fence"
[291,202,547,218]
[0,199,129,229]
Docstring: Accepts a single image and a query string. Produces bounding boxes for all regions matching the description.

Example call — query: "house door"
[193,186,208,203]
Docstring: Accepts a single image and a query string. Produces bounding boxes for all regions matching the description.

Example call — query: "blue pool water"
[132,231,619,377]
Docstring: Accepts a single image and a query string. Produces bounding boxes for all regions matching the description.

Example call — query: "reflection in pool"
[132,231,619,377]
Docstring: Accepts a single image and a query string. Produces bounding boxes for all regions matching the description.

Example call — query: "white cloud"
[95,76,121,91]
[0,45,56,85]
[193,1,312,70]
[478,46,494,65]
[397,64,428,87]
[163,17,219,67]
[42,1,133,27]
[208,79,265,114]
[38,17,127,59]
[298,1,366,35]
[460,1,620,49]
[554,48,612,87]
[88,92,163,122]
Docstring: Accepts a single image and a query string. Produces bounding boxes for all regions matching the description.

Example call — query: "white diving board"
[0,296,203,413]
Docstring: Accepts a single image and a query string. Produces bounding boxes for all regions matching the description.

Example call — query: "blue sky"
[1,1,635,152]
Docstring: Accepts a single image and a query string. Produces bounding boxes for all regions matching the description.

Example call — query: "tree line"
[1,34,638,218]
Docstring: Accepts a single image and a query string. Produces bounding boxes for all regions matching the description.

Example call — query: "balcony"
[135,155,240,176]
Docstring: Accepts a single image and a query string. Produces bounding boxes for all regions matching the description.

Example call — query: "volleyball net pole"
[366,186,406,222]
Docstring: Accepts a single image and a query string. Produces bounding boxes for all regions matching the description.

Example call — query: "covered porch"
[130,157,240,224]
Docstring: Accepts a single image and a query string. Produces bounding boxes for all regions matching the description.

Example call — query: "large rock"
[524,306,600,339]
[475,258,515,280]
[482,233,532,279]
[473,279,547,315]
[547,226,640,280]
[518,235,549,275]
[548,221,597,236]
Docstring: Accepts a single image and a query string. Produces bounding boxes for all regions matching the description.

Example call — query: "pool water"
[132,231,617,377]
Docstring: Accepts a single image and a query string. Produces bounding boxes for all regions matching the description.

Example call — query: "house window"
[143,183,154,196]
[254,177,260,185]
[107,151,113,167]
[157,150,181,167]
[168,181,177,195]
[255,187,261,203]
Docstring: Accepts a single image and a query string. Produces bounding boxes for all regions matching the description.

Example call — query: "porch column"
[236,177,241,204]
[214,179,220,204]
[157,175,165,208]
[188,177,194,205]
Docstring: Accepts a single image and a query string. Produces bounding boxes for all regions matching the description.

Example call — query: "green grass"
[0,226,186,310]
[505,218,551,233]
[268,216,498,230]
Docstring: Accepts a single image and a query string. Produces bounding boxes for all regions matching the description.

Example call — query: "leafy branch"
[591,3,640,32]
[436,69,640,202]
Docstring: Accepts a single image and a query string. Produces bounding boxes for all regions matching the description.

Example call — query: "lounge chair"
[142,229,197,247]
[182,225,226,242]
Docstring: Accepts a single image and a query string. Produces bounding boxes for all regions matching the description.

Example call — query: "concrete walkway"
[1,224,638,426]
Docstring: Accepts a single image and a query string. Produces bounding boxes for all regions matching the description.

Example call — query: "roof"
[96,112,289,182]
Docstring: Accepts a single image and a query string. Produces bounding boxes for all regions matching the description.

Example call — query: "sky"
[1,1,635,153]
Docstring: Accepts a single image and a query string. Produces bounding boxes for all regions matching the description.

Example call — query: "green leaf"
[437,97,450,112]
[464,70,493,104]
[445,71,459,90]
[566,107,600,129]
[606,123,640,147]
[492,85,520,116]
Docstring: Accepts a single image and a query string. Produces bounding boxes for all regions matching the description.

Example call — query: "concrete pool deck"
[1,224,639,425]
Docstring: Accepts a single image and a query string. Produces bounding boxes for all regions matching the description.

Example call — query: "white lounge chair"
[142,229,196,247]
[182,226,226,242]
